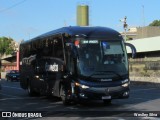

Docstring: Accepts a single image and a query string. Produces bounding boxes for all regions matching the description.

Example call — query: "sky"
[0,0,159,42]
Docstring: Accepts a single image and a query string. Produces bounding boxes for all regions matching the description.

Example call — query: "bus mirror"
[125,43,136,58]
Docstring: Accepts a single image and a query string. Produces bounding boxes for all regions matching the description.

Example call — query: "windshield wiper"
[92,70,122,79]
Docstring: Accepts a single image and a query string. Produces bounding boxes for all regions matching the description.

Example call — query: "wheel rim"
[60,87,65,100]
[28,84,31,94]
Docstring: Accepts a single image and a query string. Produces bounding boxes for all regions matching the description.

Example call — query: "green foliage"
[149,20,160,26]
[0,37,15,55]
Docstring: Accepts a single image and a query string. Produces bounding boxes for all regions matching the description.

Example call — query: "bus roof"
[22,26,123,44]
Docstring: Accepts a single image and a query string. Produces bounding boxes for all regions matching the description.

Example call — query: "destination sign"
[82,40,98,44]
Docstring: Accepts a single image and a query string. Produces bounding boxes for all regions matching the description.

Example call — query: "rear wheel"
[27,82,37,96]
[60,85,70,105]
[45,85,53,98]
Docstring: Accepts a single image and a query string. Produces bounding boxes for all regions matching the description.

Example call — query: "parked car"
[6,70,20,82]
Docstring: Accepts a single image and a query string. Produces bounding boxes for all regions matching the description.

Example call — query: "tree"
[0,37,15,56]
[149,20,160,26]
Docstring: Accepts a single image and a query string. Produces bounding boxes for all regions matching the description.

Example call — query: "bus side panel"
[20,65,27,89]
[19,44,28,90]
[20,59,35,90]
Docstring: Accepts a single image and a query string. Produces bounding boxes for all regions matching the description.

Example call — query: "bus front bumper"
[72,85,130,101]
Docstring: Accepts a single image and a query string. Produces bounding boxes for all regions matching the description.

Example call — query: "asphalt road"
[0,79,160,120]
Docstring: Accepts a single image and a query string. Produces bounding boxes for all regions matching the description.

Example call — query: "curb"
[130,77,160,87]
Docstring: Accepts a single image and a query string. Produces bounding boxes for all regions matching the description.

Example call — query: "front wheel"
[60,85,70,105]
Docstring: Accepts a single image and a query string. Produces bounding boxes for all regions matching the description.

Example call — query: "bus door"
[33,58,48,93]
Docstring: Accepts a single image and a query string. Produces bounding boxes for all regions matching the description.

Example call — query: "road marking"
[0,93,47,101]
[0,97,45,101]
[0,93,20,98]
[0,97,28,101]
[142,117,159,120]
[2,85,22,90]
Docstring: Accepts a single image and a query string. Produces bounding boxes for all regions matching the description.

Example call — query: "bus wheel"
[60,86,70,105]
[27,82,36,96]
[103,99,112,105]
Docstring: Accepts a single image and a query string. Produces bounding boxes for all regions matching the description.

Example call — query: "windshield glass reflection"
[76,39,128,78]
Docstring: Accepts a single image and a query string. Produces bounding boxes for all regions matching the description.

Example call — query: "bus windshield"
[76,39,128,78]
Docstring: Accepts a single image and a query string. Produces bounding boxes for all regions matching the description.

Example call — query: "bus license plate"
[102,96,111,100]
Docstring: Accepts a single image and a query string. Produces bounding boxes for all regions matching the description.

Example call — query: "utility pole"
[120,16,128,42]
[142,5,145,38]
[123,16,128,42]
[142,5,145,27]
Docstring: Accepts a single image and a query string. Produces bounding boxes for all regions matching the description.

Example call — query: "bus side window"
[54,39,64,59]
[42,47,50,56]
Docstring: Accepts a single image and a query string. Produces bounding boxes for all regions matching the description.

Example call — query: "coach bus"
[20,26,136,105]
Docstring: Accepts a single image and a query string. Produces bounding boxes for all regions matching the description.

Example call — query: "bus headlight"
[75,82,89,89]
[122,82,129,87]
[121,79,129,87]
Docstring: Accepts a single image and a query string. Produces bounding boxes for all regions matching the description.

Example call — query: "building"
[126,36,160,60]
[121,26,160,40]
[0,41,19,72]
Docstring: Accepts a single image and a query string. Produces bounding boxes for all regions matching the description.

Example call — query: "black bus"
[20,26,136,105]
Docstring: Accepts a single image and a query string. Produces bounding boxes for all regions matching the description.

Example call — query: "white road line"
[0,97,43,101]
[2,85,22,90]
[142,117,159,120]
[0,97,28,101]
[0,93,20,98]
[0,93,46,100]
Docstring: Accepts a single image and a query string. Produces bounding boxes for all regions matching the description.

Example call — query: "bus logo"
[45,62,58,72]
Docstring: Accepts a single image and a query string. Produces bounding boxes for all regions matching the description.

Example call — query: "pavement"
[130,77,160,87]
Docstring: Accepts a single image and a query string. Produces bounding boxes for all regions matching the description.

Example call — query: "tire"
[60,85,70,105]
[46,84,52,98]
[11,79,13,82]
[103,99,112,105]
[27,82,36,96]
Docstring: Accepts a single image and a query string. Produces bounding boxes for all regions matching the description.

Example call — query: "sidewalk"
[130,76,160,87]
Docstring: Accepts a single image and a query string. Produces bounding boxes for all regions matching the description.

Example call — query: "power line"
[0,0,27,13]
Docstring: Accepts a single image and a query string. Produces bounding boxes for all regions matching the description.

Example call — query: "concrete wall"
[136,26,160,39]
